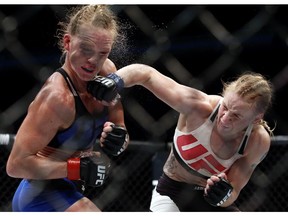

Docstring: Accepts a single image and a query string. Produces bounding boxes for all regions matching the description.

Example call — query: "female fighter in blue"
[6,5,129,212]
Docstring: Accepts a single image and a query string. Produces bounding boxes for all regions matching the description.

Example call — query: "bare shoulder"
[251,125,271,150]
[30,73,75,124]
[197,94,222,116]
[245,124,271,165]
[208,95,223,108]
[37,73,72,104]
[99,58,117,76]
[256,124,271,151]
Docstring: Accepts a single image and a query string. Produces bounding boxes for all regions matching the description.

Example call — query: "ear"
[63,34,71,51]
[253,113,264,124]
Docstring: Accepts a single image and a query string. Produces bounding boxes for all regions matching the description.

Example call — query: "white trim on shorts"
[149,185,180,212]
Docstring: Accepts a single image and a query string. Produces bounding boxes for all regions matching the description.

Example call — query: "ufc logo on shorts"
[95,165,106,186]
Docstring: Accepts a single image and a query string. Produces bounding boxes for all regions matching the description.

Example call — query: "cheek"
[69,52,78,62]
[68,53,84,72]
[218,108,225,118]
[70,51,84,64]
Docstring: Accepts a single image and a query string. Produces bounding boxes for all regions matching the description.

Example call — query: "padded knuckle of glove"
[87,76,117,102]
[102,125,128,156]
[204,177,233,207]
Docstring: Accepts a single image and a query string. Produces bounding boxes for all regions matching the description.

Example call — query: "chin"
[80,71,95,81]
[217,123,231,133]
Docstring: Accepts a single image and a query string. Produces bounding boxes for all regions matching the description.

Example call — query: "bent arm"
[6,84,73,180]
[221,129,271,207]
[116,64,209,114]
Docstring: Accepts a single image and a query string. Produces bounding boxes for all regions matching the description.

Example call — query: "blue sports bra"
[47,68,108,151]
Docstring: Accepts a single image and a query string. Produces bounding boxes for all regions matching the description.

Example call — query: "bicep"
[145,72,208,114]
[16,108,56,153]
[13,92,73,157]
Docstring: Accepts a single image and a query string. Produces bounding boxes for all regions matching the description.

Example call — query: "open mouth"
[81,67,94,73]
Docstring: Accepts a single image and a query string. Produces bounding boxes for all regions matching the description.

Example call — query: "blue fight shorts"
[12,178,84,212]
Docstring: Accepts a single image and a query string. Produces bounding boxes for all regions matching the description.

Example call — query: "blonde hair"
[222,72,275,135]
[57,5,119,53]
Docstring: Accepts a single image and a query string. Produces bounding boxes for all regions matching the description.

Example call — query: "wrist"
[107,73,124,91]
[67,158,81,180]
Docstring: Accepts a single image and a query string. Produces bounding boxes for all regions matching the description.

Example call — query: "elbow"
[6,157,21,178]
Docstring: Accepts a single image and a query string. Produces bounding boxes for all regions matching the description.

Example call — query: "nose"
[221,112,232,124]
[88,55,98,64]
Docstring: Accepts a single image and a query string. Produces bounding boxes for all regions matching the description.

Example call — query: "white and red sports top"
[173,99,253,177]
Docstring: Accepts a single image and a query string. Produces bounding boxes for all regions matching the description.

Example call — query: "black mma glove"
[67,151,110,187]
[203,177,233,207]
[102,124,128,156]
[87,73,124,103]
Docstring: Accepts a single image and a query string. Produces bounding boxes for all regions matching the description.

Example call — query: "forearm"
[34,155,68,179]
[7,153,67,180]
[116,63,155,87]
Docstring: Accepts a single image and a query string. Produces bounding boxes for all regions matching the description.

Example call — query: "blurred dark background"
[1,5,288,211]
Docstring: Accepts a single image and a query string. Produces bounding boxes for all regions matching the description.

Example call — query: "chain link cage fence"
[1,4,288,212]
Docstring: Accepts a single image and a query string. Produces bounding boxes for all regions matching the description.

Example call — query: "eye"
[233,114,240,119]
[81,46,94,55]
[79,42,94,56]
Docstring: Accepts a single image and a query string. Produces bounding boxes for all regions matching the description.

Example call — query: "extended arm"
[115,64,209,115]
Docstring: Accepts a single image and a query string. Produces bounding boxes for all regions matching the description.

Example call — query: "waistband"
[157,173,205,192]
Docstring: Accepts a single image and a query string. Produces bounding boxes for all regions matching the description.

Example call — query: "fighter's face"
[217,92,256,134]
[64,24,114,81]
